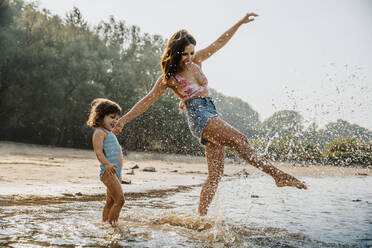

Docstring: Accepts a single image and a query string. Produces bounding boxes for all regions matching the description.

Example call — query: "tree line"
[1,0,371,166]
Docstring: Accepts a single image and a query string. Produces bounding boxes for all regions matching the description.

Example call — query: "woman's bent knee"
[230,132,249,149]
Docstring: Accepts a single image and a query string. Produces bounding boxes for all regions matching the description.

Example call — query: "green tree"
[322,137,371,166]
[320,119,372,145]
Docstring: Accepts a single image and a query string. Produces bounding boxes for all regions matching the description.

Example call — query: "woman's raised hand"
[240,13,259,24]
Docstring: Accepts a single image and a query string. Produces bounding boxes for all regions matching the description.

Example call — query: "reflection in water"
[1,176,371,247]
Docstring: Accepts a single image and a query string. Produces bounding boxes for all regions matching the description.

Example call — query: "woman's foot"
[274,174,308,190]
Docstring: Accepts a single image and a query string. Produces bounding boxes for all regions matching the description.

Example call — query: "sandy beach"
[0,141,371,199]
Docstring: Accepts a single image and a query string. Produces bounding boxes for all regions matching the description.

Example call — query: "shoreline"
[0,141,371,203]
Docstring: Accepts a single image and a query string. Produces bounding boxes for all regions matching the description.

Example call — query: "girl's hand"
[105,163,118,175]
[274,174,308,190]
[240,13,259,24]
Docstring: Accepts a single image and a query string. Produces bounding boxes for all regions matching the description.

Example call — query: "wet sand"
[0,141,371,200]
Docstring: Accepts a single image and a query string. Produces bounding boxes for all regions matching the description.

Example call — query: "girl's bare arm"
[194,13,258,64]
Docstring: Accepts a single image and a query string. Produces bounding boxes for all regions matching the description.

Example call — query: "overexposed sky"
[37,0,372,130]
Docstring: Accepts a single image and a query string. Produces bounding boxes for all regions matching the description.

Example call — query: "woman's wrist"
[237,18,245,26]
[118,117,127,127]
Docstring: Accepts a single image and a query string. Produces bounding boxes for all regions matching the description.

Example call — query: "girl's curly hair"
[86,98,122,128]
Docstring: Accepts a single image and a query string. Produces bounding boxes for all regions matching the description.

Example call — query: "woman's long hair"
[161,30,196,84]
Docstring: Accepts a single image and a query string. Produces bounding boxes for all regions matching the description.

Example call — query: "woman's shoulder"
[192,60,202,68]
[156,75,170,86]
[163,75,179,86]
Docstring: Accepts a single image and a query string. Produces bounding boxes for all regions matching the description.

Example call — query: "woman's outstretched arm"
[194,12,258,63]
[113,76,167,134]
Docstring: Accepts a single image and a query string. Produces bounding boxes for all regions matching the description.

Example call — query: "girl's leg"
[102,188,114,222]
[203,117,307,189]
[199,142,225,216]
[102,172,125,225]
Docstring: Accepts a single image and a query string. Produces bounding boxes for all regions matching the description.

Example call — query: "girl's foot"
[109,220,118,227]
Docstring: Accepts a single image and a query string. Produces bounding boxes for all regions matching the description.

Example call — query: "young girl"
[87,98,125,225]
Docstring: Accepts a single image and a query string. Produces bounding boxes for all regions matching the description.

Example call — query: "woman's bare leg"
[102,172,125,225]
[199,142,225,216]
[203,117,307,189]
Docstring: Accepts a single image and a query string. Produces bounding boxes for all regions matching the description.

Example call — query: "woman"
[114,13,307,216]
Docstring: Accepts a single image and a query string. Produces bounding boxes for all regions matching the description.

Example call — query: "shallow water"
[1,176,371,247]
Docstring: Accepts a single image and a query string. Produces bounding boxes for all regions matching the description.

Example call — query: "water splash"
[1,177,371,247]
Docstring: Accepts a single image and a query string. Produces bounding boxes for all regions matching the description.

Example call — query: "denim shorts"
[186,97,218,145]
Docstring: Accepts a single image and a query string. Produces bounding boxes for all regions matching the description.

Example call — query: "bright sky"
[36,0,372,130]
